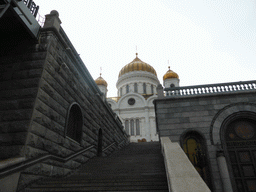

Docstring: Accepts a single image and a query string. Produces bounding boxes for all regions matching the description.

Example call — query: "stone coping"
[0,157,26,170]
[160,137,210,192]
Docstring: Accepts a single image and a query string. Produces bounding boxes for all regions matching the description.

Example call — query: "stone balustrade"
[23,0,39,17]
[164,80,256,97]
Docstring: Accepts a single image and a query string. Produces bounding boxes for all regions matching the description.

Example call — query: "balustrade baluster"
[163,81,256,97]
[27,0,32,9]
[236,84,240,91]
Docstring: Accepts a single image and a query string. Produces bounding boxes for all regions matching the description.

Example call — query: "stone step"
[37,176,167,184]
[25,184,168,192]
[26,142,168,192]
[31,180,168,187]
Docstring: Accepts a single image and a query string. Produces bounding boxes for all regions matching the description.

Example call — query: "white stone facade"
[96,55,179,143]
[107,71,159,142]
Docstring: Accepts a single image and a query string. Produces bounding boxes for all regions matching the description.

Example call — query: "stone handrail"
[0,139,126,180]
[164,80,256,97]
[102,142,117,152]
[160,137,210,192]
[0,145,94,179]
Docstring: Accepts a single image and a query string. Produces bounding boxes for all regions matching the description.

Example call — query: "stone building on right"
[154,80,256,192]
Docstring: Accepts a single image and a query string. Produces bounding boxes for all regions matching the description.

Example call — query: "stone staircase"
[25,142,169,192]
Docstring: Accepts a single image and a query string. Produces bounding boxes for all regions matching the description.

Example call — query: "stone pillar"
[217,151,233,192]
[145,107,150,141]
[156,84,164,99]
[43,10,62,31]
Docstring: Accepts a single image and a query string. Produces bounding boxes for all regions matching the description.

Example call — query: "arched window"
[223,116,256,192]
[143,83,146,94]
[134,83,138,93]
[126,85,129,93]
[182,131,212,189]
[66,104,83,143]
[136,119,140,135]
[130,119,134,136]
[151,84,154,94]
[97,128,103,157]
[125,120,129,134]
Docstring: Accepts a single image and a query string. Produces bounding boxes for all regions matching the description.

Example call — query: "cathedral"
[95,53,179,142]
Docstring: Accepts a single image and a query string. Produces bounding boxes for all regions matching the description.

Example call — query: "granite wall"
[0,11,128,191]
[154,90,256,192]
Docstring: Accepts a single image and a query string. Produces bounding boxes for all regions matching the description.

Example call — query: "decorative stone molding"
[210,103,256,145]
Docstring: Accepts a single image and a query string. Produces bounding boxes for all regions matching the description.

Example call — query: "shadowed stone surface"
[25,142,168,191]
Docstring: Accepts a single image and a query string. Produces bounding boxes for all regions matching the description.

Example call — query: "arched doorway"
[181,131,212,189]
[222,114,256,192]
[97,128,103,157]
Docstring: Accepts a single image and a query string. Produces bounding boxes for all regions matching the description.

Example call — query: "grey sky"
[35,0,256,97]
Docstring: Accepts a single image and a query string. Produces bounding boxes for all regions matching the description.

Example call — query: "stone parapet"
[161,137,210,192]
[164,80,256,97]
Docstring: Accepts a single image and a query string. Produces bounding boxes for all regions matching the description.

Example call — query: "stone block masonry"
[0,11,128,192]
[155,90,256,192]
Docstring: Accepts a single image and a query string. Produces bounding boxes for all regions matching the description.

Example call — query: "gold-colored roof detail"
[163,66,179,80]
[118,53,157,77]
[95,74,108,87]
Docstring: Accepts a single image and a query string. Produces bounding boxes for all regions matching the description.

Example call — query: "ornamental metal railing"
[164,80,256,97]
[23,0,39,17]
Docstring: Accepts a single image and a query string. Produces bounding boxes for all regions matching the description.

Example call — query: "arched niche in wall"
[220,112,256,192]
[65,103,83,143]
[97,128,103,157]
[180,130,212,189]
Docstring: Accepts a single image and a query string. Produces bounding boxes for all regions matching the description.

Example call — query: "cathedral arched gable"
[117,92,147,109]
[146,95,158,106]
[210,102,256,145]
[106,98,118,110]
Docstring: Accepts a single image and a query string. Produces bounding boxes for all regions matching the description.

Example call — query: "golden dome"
[163,66,179,80]
[95,74,108,87]
[118,53,157,77]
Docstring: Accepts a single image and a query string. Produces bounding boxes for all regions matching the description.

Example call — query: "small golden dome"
[95,74,108,87]
[118,53,157,77]
[163,66,179,80]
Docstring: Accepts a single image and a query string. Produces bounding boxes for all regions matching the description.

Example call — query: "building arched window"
[136,119,140,135]
[182,131,212,189]
[134,83,138,93]
[126,85,129,93]
[66,104,83,143]
[151,84,154,94]
[143,83,146,94]
[130,119,135,135]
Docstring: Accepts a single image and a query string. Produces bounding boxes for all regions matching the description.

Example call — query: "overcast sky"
[35,0,256,97]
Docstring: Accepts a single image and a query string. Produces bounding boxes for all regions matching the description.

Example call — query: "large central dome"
[118,53,157,77]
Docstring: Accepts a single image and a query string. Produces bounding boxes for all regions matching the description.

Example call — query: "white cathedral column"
[144,107,150,141]
[217,150,233,192]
